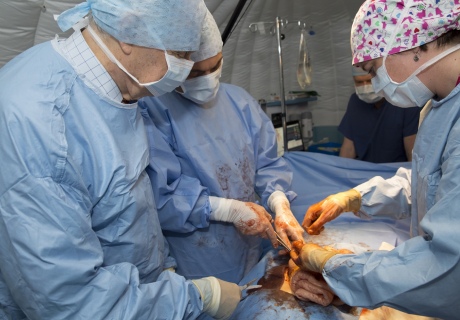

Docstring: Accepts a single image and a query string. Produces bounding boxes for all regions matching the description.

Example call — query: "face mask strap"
[87,25,143,85]
[382,42,460,85]
[410,43,460,78]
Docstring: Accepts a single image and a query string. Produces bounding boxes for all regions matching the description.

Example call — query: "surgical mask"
[355,84,382,104]
[179,61,223,104]
[86,25,194,96]
[372,43,460,108]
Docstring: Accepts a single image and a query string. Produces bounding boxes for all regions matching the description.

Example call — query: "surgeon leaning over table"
[139,11,304,284]
[292,1,460,319]
[0,1,242,319]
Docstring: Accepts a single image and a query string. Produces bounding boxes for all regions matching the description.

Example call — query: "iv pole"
[275,17,288,152]
[249,18,307,153]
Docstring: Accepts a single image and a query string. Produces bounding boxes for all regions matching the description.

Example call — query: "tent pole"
[222,0,249,45]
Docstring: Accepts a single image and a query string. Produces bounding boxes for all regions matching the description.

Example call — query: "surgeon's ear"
[119,42,133,55]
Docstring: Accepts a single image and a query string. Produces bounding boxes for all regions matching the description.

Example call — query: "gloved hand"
[192,276,241,320]
[289,241,340,274]
[210,196,278,247]
[287,259,336,306]
[268,191,304,250]
[302,189,361,235]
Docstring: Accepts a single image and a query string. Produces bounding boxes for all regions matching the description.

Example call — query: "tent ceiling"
[0,0,365,126]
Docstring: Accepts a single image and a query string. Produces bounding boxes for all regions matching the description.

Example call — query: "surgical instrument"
[274,230,291,252]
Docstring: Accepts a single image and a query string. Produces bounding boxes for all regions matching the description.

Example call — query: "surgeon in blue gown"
[0,1,242,319]
[295,1,460,319]
[139,12,304,284]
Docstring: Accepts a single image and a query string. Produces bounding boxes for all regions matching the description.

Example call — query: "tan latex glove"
[289,242,340,274]
[302,189,361,235]
[287,259,336,306]
[192,276,241,320]
[268,191,304,250]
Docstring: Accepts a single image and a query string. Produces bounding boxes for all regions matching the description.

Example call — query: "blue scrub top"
[338,93,420,163]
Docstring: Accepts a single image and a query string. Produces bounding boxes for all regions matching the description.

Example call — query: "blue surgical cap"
[56,0,207,51]
[190,10,223,62]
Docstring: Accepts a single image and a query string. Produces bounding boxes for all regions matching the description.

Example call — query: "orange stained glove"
[302,189,361,235]
[290,242,340,274]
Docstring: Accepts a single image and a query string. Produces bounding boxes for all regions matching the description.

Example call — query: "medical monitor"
[274,120,304,156]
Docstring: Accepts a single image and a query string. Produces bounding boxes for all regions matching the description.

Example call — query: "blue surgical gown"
[0,39,202,319]
[139,84,296,283]
[323,88,460,319]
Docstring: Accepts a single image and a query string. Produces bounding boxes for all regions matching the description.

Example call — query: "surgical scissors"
[240,278,262,300]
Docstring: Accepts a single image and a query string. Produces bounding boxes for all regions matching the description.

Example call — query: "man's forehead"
[192,54,222,71]
[353,74,372,82]
[359,58,382,72]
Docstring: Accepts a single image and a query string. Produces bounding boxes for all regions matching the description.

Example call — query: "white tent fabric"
[0,0,76,64]
[0,0,365,126]
[216,0,365,126]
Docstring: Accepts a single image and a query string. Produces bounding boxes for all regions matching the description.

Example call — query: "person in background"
[0,1,242,319]
[139,11,304,284]
[292,1,460,319]
[339,65,420,162]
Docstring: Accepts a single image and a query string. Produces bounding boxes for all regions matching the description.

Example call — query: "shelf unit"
[265,96,317,107]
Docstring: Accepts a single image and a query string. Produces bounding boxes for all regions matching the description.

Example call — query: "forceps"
[270,219,291,252]
[274,230,291,252]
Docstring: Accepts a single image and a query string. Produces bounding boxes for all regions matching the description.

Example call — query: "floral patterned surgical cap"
[351,0,460,64]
